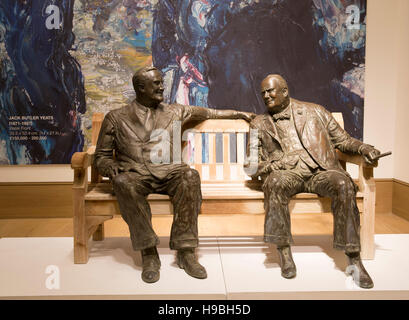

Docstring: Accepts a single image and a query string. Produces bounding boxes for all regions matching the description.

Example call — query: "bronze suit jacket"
[248,98,365,178]
[95,100,215,180]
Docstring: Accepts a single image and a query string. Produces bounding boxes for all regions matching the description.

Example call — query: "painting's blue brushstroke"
[201,132,207,164]
[152,0,366,140]
[229,133,237,164]
[215,132,223,163]
[0,0,85,164]
[312,0,366,62]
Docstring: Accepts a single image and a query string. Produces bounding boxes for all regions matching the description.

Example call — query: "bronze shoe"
[141,246,161,284]
[277,246,297,279]
[177,248,207,279]
[346,252,374,289]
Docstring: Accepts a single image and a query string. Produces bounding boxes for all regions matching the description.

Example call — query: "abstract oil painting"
[0,0,366,164]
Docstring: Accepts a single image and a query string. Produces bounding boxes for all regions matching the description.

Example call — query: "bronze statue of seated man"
[245,74,382,289]
[95,66,254,283]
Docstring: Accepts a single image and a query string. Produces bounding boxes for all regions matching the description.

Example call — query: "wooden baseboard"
[0,182,73,219]
[375,178,393,214]
[0,179,395,219]
[393,179,409,221]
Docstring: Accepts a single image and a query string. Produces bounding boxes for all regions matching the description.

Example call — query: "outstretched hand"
[237,111,257,122]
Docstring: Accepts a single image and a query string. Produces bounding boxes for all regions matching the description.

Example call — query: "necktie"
[145,107,154,133]
[273,110,291,121]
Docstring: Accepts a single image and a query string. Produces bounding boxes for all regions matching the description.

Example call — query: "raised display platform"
[0,235,408,299]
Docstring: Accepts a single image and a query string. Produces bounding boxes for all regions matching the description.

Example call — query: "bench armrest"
[337,150,376,193]
[337,151,378,168]
[71,146,96,169]
[71,150,93,191]
[71,152,90,170]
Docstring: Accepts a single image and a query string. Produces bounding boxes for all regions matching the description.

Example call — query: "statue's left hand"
[360,145,381,165]
[238,111,257,122]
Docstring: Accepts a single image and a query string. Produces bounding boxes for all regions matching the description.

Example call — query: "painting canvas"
[0,0,366,164]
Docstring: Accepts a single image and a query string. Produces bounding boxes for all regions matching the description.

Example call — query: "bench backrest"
[182,119,249,183]
[90,112,344,184]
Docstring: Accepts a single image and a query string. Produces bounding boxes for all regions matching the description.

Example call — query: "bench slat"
[84,197,363,216]
[85,183,363,201]
[192,119,249,132]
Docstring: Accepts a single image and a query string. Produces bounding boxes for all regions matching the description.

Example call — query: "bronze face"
[140,69,165,107]
[260,76,289,114]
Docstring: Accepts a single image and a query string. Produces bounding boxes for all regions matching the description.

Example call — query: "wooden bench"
[71,112,376,263]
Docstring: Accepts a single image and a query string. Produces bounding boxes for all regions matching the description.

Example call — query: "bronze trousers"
[262,168,361,253]
[112,167,202,251]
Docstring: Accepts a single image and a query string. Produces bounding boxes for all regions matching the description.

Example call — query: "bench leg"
[73,190,89,264]
[360,168,376,260]
[74,237,89,264]
[92,223,105,241]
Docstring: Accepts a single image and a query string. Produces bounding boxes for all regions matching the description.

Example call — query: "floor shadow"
[89,237,142,271]
[263,244,280,269]
[86,234,379,275]
[89,236,209,272]
[214,234,380,274]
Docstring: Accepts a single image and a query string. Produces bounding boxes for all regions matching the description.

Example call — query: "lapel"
[291,99,307,139]
[153,103,175,133]
[262,113,280,143]
[120,100,149,141]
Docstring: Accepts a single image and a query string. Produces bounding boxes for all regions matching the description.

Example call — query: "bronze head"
[260,74,290,114]
[132,66,164,108]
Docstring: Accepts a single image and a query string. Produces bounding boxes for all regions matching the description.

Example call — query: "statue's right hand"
[108,164,124,179]
[269,160,285,171]
[260,161,285,174]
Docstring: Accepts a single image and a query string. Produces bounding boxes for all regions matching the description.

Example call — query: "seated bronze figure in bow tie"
[246,74,383,289]
[94,66,254,283]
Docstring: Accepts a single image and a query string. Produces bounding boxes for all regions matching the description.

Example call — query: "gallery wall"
[393,0,409,183]
[0,0,407,183]
[362,0,409,184]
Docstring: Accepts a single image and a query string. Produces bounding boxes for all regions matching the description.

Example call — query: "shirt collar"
[272,104,291,121]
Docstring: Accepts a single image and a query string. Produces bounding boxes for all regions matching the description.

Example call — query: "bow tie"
[272,110,291,121]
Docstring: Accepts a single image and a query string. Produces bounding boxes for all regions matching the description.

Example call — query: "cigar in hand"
[371,151,392,161]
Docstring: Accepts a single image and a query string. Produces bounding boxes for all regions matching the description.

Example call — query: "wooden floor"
[1,212,409,238]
